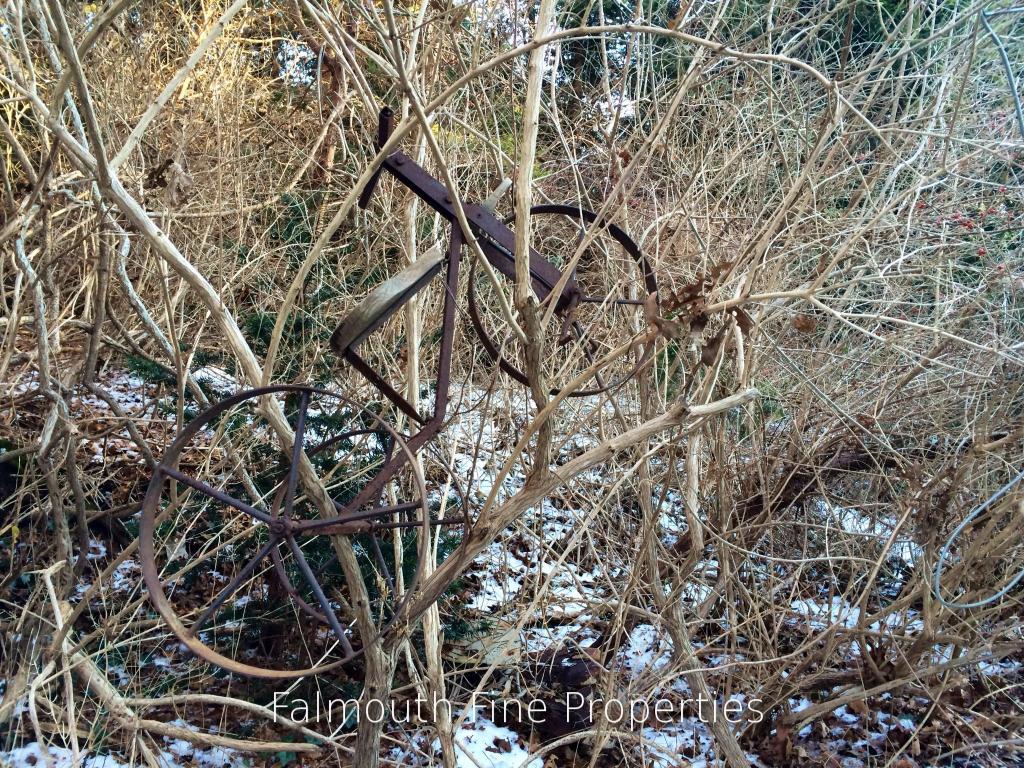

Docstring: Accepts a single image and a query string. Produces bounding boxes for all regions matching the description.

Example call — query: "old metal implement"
[140,107,658,678]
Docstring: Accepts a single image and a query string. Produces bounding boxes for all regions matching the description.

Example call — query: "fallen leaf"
[792,314,817,333]
[488,737,512,754]
[847,698,869,716]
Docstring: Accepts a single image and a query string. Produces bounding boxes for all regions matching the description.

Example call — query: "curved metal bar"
[467,204,657,396]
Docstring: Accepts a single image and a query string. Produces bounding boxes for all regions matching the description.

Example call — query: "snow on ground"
[157,720,249,768]
[619,624,674,675]
[437,715,543,768]
[73,557,143,602]
[788,595,924,635]
[812,497,922,565]
[790,595,862,629]
[10,371,1019,766]
[0,739,248,768]
[0,743,130,768]
[190,365,237,396]
[521,623,599,653]
[978,657,1024,677]
[636,723,713,768]
[654,486,687,547]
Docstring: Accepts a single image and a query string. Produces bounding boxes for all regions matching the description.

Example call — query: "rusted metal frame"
[297,499,422,534]
[363,109,574,303]
[148,386,368,641]
[315,229,466,599]
[466,204,659,396]
[282,389,311,517]
[372,151,575,308]
[286,534,355,655]
[356,106,396,208]
[345,350,426,425]
[159,464,275,524]
[331,225,464,514]
[425,226,462,435]
[525,203,657,303]
[141,106,661,677]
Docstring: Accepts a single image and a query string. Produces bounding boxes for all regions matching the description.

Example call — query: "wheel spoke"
[161,465,273,524]
[578,295,644,306]
[367,532,395,595]
[373,517,464,531]
[283,390,311,517]
[286,536,355,657]
[292,499,422,535]
[192,536,279,633]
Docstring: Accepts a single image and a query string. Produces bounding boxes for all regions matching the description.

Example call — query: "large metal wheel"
[468,204,657,397]
[139,385,467,679]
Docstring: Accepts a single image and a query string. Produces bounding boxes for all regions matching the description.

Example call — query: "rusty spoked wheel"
[468,204,658,397]
[140,385,465,679]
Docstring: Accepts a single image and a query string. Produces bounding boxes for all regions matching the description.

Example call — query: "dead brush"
[1,0,1024,767]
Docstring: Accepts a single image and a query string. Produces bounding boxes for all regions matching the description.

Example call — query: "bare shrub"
[1,1,1022,767]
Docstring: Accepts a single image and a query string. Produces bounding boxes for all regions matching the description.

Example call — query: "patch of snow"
[978,657,1023,677]
[636,722,712,768]
[439,715,542,768]
[813,498,921,565]
[833,704,860,724]
[192,365,237,395]
[790,596,861,629]
[466,542,530,612]
[106,664,131,686]
[86,538,108,559]
[0,743,130,768]
[619,624,673,675]
[157,720,248,768]
[521,623,597,652]
[149,654,172,668]
[790,696,813,713]
[276,39,316,87]
[111,559,142,592]
[468,572,522,612]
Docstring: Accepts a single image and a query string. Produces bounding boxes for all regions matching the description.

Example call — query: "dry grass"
[2,0,1023,766]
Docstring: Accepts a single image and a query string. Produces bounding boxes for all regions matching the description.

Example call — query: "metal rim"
[139,384,432,679]
[467,204,658,397]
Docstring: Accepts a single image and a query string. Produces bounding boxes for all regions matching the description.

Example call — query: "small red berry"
[978,247,987,256]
